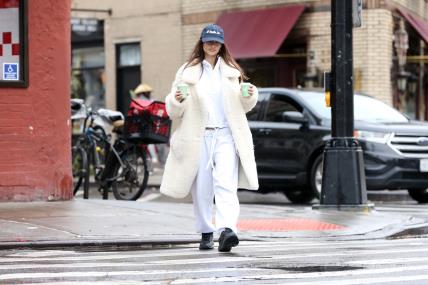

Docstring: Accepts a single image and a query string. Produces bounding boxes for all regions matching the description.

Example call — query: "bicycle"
[71,99,150,200]
[100,98,171,200]
[98,136,149,200]
[71,100,111,199]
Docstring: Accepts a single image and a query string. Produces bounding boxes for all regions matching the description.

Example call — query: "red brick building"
[0,0,72,201]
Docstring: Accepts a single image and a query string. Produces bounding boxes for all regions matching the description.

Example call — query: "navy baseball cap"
[200,24,224,44]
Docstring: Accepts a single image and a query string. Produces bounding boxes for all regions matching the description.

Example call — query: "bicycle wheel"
[72,146,87,195]
[83,148,91,199]
[112,144,149,201]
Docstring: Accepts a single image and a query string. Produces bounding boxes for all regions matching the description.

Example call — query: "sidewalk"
[0,196,426,249]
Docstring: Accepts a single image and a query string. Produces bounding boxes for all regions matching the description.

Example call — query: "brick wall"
[360,9,393,104]
[0,0,72,201]
[392,0,428,19]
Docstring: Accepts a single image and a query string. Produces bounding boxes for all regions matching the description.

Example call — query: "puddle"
[388,225,428,239]
[258,265,364,272]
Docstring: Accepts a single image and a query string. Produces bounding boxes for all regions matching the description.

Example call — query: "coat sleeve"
[165,64,187,120]
[239,84,259,113]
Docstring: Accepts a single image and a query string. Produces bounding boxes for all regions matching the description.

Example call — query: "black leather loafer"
[199,232,214,250]
[218,228,239,252]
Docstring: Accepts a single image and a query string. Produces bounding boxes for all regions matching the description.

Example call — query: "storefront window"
[72,47,105,110]
[0,0,27,87]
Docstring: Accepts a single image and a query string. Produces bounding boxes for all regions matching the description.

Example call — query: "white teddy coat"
[160,59,259,199]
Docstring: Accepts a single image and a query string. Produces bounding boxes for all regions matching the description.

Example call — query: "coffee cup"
[177,83,189,99]
[240,82,251,97]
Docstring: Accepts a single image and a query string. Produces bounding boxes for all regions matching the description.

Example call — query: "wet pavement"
[0,196,426,249]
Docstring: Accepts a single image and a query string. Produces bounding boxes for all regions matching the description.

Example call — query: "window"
[0,0,28,87]
[246,92,268,121]
[71,47,105,110]
[118,44,141,67]
[265,94,301,122]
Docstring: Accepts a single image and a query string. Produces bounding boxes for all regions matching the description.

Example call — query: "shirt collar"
[202,57,221,71]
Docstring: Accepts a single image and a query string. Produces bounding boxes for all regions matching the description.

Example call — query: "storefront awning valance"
[398,8,428,44]
[216,5,306,59]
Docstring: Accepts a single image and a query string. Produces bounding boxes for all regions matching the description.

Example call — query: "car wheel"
[284,188,316,204]
[408,188,428,203]
[309,154,323,199]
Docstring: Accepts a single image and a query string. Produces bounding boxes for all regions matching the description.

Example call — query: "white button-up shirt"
[197,57,229,128]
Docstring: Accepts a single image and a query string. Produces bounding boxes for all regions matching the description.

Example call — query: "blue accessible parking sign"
[3,63,19,81]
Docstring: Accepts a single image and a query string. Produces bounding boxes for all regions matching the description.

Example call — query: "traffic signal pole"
[317,0,371,210]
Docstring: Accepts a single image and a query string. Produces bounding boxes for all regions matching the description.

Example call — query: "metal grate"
[389,134,428,158]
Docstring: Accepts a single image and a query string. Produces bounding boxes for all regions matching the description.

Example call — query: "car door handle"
[258,128,272,135]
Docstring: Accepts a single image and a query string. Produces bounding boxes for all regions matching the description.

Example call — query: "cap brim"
[201,36,224,44]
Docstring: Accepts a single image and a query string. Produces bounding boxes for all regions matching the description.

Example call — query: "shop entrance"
[116,43,141,114]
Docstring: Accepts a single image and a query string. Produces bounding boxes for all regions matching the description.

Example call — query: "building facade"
[71,0,428,120]
[0,0,72,201]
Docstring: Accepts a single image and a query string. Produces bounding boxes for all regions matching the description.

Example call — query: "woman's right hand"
[175,90,185,103]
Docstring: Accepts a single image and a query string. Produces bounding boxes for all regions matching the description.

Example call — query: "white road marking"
[0,267,260,281]
[3,246,422,267]
[171,265,428,284]
[2,239,426,262]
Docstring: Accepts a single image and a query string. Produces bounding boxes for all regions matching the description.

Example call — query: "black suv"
[249,88,428,203]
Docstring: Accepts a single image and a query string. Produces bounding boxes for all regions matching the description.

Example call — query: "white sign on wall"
[0,1,20,81]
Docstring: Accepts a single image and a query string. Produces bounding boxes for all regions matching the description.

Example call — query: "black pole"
[318,0,370,209]
[331,0,353,137]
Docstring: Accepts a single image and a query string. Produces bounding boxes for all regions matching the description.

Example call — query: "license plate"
[420,159,428,172]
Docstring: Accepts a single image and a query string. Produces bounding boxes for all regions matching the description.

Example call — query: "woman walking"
[160,24,259,252]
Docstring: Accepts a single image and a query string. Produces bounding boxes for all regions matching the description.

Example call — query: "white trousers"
[191,127,239,233]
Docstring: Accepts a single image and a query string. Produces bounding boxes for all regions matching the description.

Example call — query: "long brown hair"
[185,39,248,82]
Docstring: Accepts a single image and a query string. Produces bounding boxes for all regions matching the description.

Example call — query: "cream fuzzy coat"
[160,59,259,198]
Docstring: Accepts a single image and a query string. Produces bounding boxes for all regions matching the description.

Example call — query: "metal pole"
[317,0,370,209]
[331,0,353,137]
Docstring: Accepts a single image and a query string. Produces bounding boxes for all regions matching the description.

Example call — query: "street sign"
[0,0,28,87]
[352,0,363,28]
[3,63,18,80]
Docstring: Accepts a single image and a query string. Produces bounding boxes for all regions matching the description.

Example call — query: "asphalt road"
[8,185,428,284]
[1,235,428,284]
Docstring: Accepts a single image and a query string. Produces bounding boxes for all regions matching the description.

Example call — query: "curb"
[0,238,199,250]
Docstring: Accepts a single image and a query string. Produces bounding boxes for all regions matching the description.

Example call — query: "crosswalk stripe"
[2,240,426,262]
[272,274,428,285]
[6,237,425,258]
[0,267,261,281]
[376,206,428,212]
[3,246,414,268]
[347,256,428,265]
[19,282,160,285]
[142,247,428,266]
[171,264,428,284]
[5,263,428,283]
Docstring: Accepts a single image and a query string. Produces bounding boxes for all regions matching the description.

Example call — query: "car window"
[298,91,408,123]
[246,92,267,121]
[265,94,302,122]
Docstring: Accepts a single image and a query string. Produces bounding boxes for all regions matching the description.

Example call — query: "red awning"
[216,5,306,59]
[398,8,428,44]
